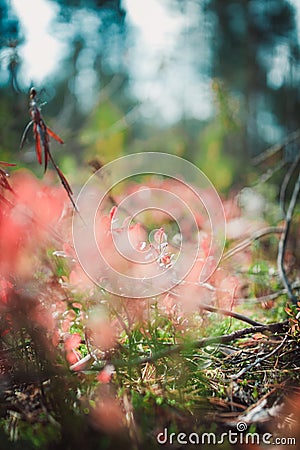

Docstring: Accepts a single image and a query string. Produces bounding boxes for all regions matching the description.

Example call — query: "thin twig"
[69,353,92,371]
[112,320,289,367]
[234,282,300,304]
[252,129,300,165]
[230,335,288,380]
[198,304,264,326]
[223,227,283,261]
[277,170,300,305]
[253,159,286,186]
[280,153,300,215]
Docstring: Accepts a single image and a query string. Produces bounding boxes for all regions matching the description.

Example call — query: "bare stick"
[277,170,300,305]
[253,159,286,186]
[230,335,288,380]
[280,153,300,215]
[223,227,283,261]
[198,304,264,326]
[112,321,288,367]
[235,282,300,304]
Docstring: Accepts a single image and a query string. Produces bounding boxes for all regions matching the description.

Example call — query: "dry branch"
[113,320,289,367]
[230,335,288,380]
[277,170,300,305]
[198,304,264,326]
[222,226,283,261]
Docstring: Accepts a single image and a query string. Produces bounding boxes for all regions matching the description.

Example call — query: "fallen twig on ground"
[229,335,288,380]
[112,320,289,367]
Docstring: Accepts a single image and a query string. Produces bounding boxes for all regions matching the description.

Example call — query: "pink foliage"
[64,333,82,352]
[0,279,13,306]
[64,333,82,366]
[0,166,261,387]
[0,170,66,278]
[88,311,117,352]
[90,393,124,433]
[97,364,115,384]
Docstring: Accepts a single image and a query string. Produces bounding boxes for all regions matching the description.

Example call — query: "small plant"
[0,91,299,450]
[20,87,77,211]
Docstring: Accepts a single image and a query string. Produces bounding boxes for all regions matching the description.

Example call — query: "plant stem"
[112,320,289,367]
[277,170,300,305]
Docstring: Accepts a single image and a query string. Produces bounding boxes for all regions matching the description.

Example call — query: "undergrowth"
[0,110,299,449]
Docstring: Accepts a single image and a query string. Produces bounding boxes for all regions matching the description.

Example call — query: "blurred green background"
[0,0,299,192]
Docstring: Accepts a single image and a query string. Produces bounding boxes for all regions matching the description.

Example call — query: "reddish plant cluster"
[0,169,72,367]
[2,152,290,450]
[0,170,66,279]
[0,165,245,375]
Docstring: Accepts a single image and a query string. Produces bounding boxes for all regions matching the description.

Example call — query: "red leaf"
[0,162,16,167]
[109,206,117,222]
[47,127,64,144]
[97,365,115,384]
[64,333,81,351]
[33,124,42,164]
